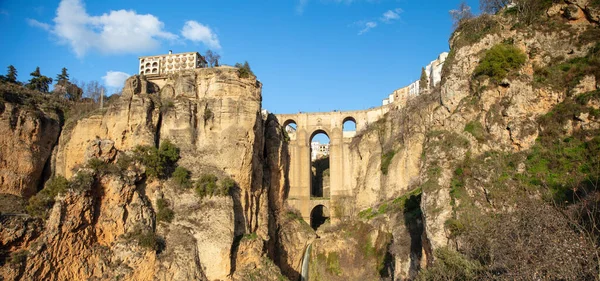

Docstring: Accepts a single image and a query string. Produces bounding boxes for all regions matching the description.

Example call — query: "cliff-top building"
[382,52,448,106]
[139,51,207,76]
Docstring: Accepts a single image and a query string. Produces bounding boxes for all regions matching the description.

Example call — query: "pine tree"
[6,65,18,84]
[27,67,53,93]
[56,67,69,86]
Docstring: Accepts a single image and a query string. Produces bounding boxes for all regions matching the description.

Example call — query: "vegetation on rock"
[133,140,180,179]
[473,43,527,83]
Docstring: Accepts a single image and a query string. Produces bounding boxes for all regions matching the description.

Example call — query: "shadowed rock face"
[0,100,62,198]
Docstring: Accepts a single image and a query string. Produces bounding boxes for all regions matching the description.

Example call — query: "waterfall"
[300,243,312,281]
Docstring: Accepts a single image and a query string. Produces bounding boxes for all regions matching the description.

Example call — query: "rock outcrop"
[0,93,62,198]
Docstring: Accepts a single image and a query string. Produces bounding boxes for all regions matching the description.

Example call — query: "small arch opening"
[343,117,357,131]
[343,117,357,138]
[310,130,330,198]
[310,205,330,230]
[152,68,158,74]
[283,120,297,140]
[152,62,158,67]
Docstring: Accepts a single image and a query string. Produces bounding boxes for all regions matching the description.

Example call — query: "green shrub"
[219,177,235,196]
[9,250,28,264]
[87,158,119,175]
[26,176,69,219]
[464,121,486,142]
[381,150,396,175]
[195,174,218,198]
[116,154,134,171]
[235,61,254,78]
[134,140,180,179]
[156,198,174,223]
[124,226,164,252]
[172,166,192,188]
[473,44,527,83]
[69,171,94,192]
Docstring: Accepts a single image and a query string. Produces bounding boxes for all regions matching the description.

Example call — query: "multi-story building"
[139,51,207,76]
[382,51,448,106]
[311,142,330,161]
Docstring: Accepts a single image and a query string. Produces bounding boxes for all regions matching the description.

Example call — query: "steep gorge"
[1,1,600,280]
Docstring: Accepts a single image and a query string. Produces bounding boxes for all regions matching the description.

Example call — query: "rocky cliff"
[314,0,600,280]
[0,67,295,281]
[1,1,600,280]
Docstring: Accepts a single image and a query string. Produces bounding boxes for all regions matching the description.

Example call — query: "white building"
[382,51,448,105]
[425,52,449,88]
[311,142,329,161]
[139,51,207,76]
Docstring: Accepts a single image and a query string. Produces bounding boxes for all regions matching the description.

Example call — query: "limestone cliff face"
[341,0,599,279]
[0,67,285,281]
[0,96,62,198]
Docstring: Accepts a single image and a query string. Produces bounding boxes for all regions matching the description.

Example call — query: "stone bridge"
[274,106,389,228]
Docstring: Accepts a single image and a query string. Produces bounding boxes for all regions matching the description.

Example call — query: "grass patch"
[464,121,486,142]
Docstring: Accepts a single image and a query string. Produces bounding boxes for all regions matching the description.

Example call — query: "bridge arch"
[310,205,330,230]
[283,119,298,140]
[342,116,357,131]
[309,130,330,198]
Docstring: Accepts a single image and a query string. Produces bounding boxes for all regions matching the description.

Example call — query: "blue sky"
[0,0,480,116]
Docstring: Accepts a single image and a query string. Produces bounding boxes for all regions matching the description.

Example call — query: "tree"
[450,1,474,29]
[26,67,53,93]
[85,80,106,103]
[480,0,512,14]
[55,67,69,86]
[419,67,429,92]
[0,65,19,84]
[235,61,254,78]
[205,50,221,67]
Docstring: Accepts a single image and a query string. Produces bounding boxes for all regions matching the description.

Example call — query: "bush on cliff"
[133,140,180,179]
[194,174,234,198]
[473,43,527,83]
[26,172,94,219]
[235,61,254,78]
[172,166,192,188]
[26,176,69,218]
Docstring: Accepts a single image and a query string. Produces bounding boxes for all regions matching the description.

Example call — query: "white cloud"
[358,21,377,35]
[181,20,221,49]
[355,7,402,35]
[381,8,402,23]
[39,0,177,57]
[102,71,130,88]
[27,18,51,31]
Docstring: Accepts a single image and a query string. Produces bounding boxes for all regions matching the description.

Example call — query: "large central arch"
[275,107,389,222]
[310,129,330,198]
